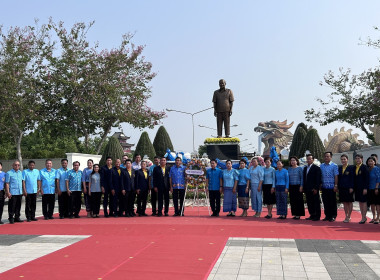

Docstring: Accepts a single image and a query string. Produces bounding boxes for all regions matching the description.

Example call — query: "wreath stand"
[180,160,211,216]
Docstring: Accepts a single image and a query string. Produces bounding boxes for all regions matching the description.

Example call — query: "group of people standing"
[1,152,379,224]
[0,153,190,224]
[207,152,380,224]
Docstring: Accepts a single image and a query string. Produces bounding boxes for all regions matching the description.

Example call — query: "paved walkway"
[208,238,380,280]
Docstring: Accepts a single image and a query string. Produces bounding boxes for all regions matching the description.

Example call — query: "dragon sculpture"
[254,120,294,156]
[324,127,364,153]
[369,125,380,145]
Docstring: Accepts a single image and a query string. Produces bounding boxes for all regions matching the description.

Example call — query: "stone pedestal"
[206,143,240,160]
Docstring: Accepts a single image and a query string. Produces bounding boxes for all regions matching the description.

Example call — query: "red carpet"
[0,207,379,280]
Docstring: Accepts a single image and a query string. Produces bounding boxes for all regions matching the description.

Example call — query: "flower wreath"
[185,159,207,191]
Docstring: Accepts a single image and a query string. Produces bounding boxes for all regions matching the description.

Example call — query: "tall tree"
[134,132,156,160]
[46,20,165,154]
[0,22,52,167]
[153,126,174,157]
[305,28,380,144]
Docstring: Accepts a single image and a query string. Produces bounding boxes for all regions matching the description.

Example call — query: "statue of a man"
[212,79,234,138]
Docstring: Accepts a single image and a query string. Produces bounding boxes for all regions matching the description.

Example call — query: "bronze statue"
[212,79,234,138]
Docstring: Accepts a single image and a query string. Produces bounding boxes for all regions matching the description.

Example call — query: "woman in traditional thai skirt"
[367,156,380,224]
[338,154,354,223]
[221,160,239,216]
[275,160,289,219]
[249,157,264,217]
[237,159,250,216]
[288,156,305,220]
[262,157,276,219]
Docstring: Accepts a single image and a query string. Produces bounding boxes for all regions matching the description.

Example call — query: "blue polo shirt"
[320,162,339,189]
[81,167,93,183]
[5,169,23,195]
[206,168,223,191]
[0,171,5,191]
[169,165,186,189]
[66,170,83,191]
[56,167,70,192]
[22,169,40,194]
[40,168,57,194]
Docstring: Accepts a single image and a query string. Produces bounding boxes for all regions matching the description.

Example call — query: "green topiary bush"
[153,126,174,157]
[298,128,325,161]
[99,136,125,166]
[289,123,308,159]
[134,131,156,160]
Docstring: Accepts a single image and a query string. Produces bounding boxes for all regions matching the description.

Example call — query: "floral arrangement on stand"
[185,159,206,193]
[204,137,240,144]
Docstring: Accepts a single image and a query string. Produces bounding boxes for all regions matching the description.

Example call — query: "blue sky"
[2,1,380,154]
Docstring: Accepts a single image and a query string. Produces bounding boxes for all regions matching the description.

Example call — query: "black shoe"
[9,219,14,224]
[265,215,272,219]
[164,213,169,216]
[173,213,179,216]
[31,217,38,221]
[69,215,74,219]
[44,217,49,220]
[293,216,300,220]
[0,221,4,224]
[109,213,115,217]
[49,216,54,220]
[74,215,80,218]
[131,212,136,217]
[322,217,329,221]
[157,212,163,217]
[27,219,31,222]
[125,213,131,217]
[359,218,367,224]
[329,217,336,222]
[104,213,109,218]
[312,218,320,221]
[142,213,148,216]
[60,216,64,219]
[181,213,185,216]
[152,212,156,216]
[14,218,23,223]
[305,217,312,220]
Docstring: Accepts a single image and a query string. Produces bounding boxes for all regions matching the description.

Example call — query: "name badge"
[345,171,349,175]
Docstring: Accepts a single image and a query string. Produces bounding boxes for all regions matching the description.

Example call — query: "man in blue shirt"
[82,159,93,218]
[170,157,186,216]
[320,152,339,222]
[149,156,160,216]
[56,158,70,219]
[66,161,83,218]
[120,155,128,169]
[22,160,40,222]
[0,162,6,224]
[5,160,23,224]
[39,159,57,220]
[206,159,223,217]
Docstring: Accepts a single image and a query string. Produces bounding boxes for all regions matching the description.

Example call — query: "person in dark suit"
[135,161,149,216]
[354,154,370,224]
[153,157,170,216]
[303,154,322,221]
[111,159,126,217]
[338,154,355,223]
[100,157,114,217]
[122,159,136,217]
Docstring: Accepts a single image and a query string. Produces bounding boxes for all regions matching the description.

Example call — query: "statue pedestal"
[206,143,240,160]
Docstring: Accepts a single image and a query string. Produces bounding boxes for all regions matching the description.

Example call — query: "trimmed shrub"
[99,136,125,166]
[153,126,174,157]
[298,128,325,161]
[289,124,307,158]
[134,131,156,160]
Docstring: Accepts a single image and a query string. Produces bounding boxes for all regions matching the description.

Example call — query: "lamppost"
[166,107,213,152]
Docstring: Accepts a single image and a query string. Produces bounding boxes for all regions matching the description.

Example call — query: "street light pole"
[166,107,213,152]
